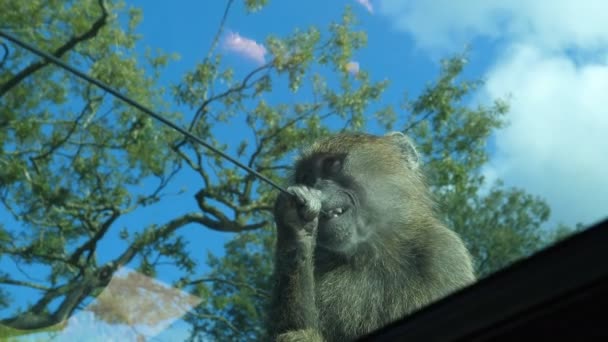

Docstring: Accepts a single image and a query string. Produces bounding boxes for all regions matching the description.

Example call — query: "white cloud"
[378,0,608,53]
[482,45,608,227]
[355,0,374,13]
[223,32,267,64]
[377,0,608,227]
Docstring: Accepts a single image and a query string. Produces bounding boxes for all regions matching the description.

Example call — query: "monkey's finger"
[287,186,322,221]
[286,186,309,206]
[301,195,321,221]
[287,187,320,207]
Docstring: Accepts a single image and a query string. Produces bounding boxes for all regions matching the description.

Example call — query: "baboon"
[269,132,475,341]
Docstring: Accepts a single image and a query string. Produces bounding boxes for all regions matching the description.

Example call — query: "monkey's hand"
[271,186,322,337]
[274,185,322,241]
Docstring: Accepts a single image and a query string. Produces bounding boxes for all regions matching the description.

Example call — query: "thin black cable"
[0,30,290,196]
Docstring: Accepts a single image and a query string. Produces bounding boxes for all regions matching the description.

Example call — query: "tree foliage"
[0,1,578,340]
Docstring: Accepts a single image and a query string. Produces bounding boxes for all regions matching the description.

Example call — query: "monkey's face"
[294,152,364,253]
[293,133,425,254]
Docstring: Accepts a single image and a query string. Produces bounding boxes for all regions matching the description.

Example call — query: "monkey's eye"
[295,166,314,185]
[299,172,314,186]
[321,156,343,176]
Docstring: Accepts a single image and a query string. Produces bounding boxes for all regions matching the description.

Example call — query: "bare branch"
[172,62,274,151]
[403,110,435,133]
[204,0,235,62]
[110,212,262,270]
[195,193,268,231]
[133,161,183,208]
[0,276,50,291]
[247,105,326,168]
[68,208,120,265]
[197,188,239,213]
[190,313,241,334]
[190,62,272,129]
[0,42,8,69]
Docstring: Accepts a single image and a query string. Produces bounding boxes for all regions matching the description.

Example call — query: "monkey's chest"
[316,272,397,340]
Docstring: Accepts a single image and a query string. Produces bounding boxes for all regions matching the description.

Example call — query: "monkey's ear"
[385,131,420,169]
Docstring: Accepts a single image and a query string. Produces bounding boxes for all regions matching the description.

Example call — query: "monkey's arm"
[270,234,318,334]
[269,186,322,339]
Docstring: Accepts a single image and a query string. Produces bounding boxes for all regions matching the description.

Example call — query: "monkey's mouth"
[321,207,348,219]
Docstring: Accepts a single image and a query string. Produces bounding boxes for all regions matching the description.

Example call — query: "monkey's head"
[292,132,432,255]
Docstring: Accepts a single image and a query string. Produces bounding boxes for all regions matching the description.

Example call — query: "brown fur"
[269,132,475,341]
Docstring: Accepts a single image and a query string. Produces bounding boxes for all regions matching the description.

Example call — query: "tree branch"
[68,208,120,265]
[0,277,50,291]
[204,0,234,62]
[188,277,269,299]
[403,110,435,133]
[188,62,272,131]
[0,42,8,69]
[0,0,108,97]
[31,96,100,163]
[113,211,267,272]
[247,104,324,168]
[172,61,274,150]
[190,313,241,334]
[0,266,111,330]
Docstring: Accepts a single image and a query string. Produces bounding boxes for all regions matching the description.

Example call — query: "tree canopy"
[0,1,577,340]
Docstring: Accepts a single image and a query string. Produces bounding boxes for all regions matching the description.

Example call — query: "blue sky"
[97,0,499,280]
[121,0,608,254]
[5,0,608,340]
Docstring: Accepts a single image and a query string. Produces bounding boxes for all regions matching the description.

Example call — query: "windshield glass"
[1,1,606,341]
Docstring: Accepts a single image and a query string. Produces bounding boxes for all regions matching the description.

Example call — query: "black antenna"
[0,30,291,196]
